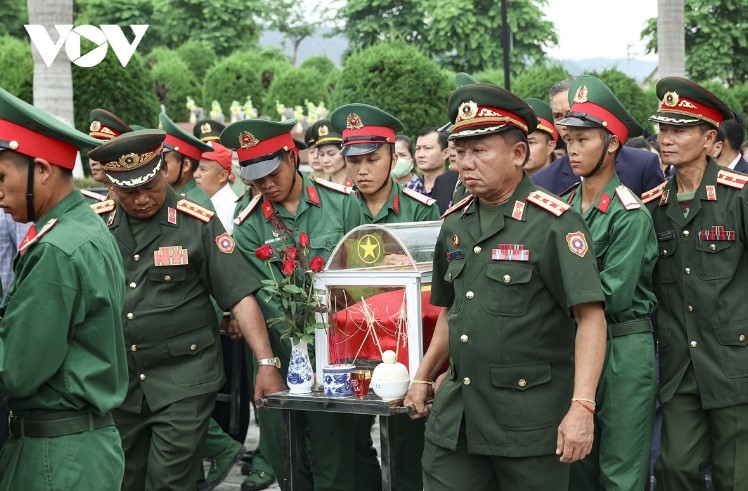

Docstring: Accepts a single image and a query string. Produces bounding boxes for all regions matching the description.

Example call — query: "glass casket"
[313,221,442,380]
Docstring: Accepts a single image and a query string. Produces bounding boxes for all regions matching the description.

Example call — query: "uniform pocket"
[166,327,220,386]
[714,321,748,378]
[444,261,465,313]
[489,362,556,430]
[484,262,533,316]
[654,238,677,284]
[147,266,188,307]
[696,239,735,280]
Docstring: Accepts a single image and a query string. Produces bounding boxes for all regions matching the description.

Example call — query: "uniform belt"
[8,410,114,438]
[608,319,653,338]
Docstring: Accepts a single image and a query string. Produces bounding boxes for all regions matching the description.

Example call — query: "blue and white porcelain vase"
[287,339,314,394]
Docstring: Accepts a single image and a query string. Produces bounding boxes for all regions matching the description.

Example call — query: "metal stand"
[259,391,413,491]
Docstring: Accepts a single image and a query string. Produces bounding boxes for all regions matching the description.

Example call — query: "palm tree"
[657,0,686,78]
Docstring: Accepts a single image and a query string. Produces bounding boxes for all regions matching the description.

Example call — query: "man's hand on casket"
[404,382,433,419]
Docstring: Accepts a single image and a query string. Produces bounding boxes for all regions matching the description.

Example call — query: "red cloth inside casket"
[329,288,441,369]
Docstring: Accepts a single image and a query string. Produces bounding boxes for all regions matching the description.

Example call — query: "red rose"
[282,258,297,276]
[298,233,310,248]
[285,246,298,260]
[255,244,274,261]
[310,256,325,273]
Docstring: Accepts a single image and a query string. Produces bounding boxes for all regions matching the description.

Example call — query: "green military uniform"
[423,84,605,491]
[224,119,366,491]
[356,180,440,223]
[0,88,127,490]
[557,76,658,490]
[645,77,748,490]
[89,130,263,490]
[177,177,215,211]
[81,108,134,204]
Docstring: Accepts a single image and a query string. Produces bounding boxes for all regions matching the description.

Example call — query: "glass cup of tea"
[350,369,372,398]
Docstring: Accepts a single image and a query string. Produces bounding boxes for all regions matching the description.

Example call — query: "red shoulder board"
[314,177,352,195]
[717,169,748,189]
[526,190,570,217]
[234,194,262,226]
[441,194,475,219]
[641,181,668,204]
[19,218,58,255]
[615,185,641,210]
[402,187,436,206]
[176,198,214,223]
[90,199,116,215]
[80,188,107,201]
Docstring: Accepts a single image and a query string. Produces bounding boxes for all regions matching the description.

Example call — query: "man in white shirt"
[195,142,238,233]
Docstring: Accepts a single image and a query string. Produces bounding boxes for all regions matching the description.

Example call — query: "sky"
[542,0,659,60]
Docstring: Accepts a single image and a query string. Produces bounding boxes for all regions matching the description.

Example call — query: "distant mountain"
[259,30,657,83]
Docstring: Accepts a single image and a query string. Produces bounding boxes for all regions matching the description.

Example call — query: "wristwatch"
[257,357,281,369]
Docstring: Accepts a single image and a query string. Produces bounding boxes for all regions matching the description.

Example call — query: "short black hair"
[417,127,448,150]
[625,136,653,151]
[720,110,745,151]
[395,134,412,155]
[502,128,530,166]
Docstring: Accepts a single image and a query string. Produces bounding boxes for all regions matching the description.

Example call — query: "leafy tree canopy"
[0,35,33,103]
[588,67,657,135]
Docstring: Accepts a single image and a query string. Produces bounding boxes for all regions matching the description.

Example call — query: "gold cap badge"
[200,122,212,135]
[346,114,364,130]
[90,121,102,132]
[457,100,478,121]
[573,86,588,104]
[663,91,679,108]
[318,125,329,137]
[239,131,259,149]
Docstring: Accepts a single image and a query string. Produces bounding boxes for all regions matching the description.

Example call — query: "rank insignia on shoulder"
[615,186,641,210]
[441,194,475,219]
[19,218,58,255]
[91,199,116,215]
[717,169,748,189]
[80,188,107,201]
[215,232,235,253]
[234,194,262,226]
[314,178,352,195]
[566,232,588,257]
[176,199,214,223]
[402,187,436,206]
[527,190,570,216]
[641,181,668,204]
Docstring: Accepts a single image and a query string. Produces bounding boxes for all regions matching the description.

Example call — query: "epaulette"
[441,194,474,219]
[80,189,107,201]
[615,185,641,210]
[314,177,352,195]
[90,199,116,215]
[176,198,214,223]
[19,218,58,255]
[641,181,668,204]
[402,187,436,206]
[234,194,262,226]
[559,182,580,198]
[526,190,570,217]
[717,169,748,189]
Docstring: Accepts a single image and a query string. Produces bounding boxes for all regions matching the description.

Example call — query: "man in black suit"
[712,110,748,173]
[533,77,665,196]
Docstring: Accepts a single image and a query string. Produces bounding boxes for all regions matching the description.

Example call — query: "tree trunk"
[27,0,82,177]
[657,0,686,78]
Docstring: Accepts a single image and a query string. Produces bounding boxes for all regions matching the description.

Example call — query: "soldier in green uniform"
[82,108,134,203]
[88,129,285,490]
[0,87,127,490]
[643,78,748,490]
[224,118,368,491]
[405,84,607,491]
[558,76,658,491]
[329,103,440,491]
[159,112,215,210]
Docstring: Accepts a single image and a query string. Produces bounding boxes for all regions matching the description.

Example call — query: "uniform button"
[503,275,511,284]
[473,246,482,254]
[448,272,452,281]
[460,334,468,343]
[683,230,690,237]
[164,275,172,281]
[709,244,716,251]
[687,305,694,312]
[129,282,136,288]
[518,378,527,387]
[740,334,746,342]
[131,345,137,352]
[127,313,134,320]
[690,341,697,348]
[463,377,471,385]
[133,254,140,262]
[661,250,668,256]
[139,373,146,381]
[466,291,474,299]
[190,343,198,351]
[684,268,691,275]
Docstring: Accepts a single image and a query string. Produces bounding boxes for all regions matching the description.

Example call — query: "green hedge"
[150,56,201,121]
[0,36,33,103]
[263,68,329,118]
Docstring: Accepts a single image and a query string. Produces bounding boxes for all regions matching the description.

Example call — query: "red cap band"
[536,117,559,142]
[0,119,78,169]
[570,101,630,143]
[236,133,296,162]
[657,94,724,127]
[453,105,529,134]
[341,125,396,145]
[164,134,205,162]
